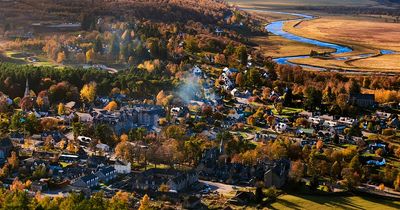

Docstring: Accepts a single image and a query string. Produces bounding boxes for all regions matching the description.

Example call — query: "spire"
[24,78,29,97]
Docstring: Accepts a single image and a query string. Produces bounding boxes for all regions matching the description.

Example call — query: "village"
[0,0,400,209]
[0,59,399,208]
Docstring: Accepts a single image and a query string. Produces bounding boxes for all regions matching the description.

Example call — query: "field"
[271,194,400,210]
[230,0,380,9]
[250,35,334,58]
[283,16,400,72]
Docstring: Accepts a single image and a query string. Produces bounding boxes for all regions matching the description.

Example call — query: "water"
[261,10,397,72]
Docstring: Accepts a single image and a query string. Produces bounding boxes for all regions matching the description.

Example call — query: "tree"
[274,102,283,115]
[57,51,66,64]
[235,45,247,65]
[235,72,245,87]
[94,36,103,54]
[86,48,95,63]
[246,68,261,87]
[289,160,304,182]
[331,161,341,180]
[139,194,150,210]
[104,101,118,111]
[115,141,134,162]
[58,103,65,115]
[80,82,97,104]
[349,79,361,95]
[349,155,361,173]
[110,34,120,59]
[7,151,18,170]
[184,36,199,53]
[304,86,322,111]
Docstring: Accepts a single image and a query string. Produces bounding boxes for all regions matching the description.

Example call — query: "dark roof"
[349,94,375,100]
[80,174,98,182]
[99,166,116,174]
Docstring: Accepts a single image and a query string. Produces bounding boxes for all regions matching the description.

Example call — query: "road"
[200,180,238,194]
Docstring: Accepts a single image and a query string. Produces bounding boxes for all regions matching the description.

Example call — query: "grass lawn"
[271,194,400,210]
[267,105,304,116]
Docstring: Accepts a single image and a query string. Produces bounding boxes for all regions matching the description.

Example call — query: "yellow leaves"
[58,103,65,115]
[120,134,129,142]
[104,101,118,111]
[139,194,150,210]
[138,59,161,73]
[56,51,66,63]
[85,48,95,63]
[80,82,97,103]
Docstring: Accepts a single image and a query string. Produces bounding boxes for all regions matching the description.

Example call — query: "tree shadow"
[275,198,302,210]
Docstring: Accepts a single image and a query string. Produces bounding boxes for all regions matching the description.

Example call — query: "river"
[247,9,397,75]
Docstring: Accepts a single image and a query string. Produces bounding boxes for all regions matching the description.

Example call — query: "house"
[222,67,239,77]
[276,123,288,133]
[73,174,99,188]
[76,112,94,123]
[95,166,117,182]
[349,94,375,108]
[0,137,13,160]
[263,159,290,188]
[58,154,79,163]
[31,181,48,192]
[132,169,199,192]
[167,170,198,192]
[113,160,131,174]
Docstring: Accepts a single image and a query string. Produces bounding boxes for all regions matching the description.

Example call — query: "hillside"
[0,0,231,26]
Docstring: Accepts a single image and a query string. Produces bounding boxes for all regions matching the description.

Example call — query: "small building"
[31,181,48,192]
[349,94,375,108]
[113,160,131,174]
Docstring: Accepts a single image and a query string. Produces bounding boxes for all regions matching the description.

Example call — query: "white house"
[276,123,288,133]
[113,160,131,174]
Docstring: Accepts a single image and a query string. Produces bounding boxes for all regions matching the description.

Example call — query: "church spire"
[24,78,29,97]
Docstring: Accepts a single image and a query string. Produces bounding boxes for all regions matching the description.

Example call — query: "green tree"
[235,45,248,65]
[304,87,322,111]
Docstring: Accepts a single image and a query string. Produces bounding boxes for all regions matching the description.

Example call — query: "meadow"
[271,194,400,210]
[284,16,400,72]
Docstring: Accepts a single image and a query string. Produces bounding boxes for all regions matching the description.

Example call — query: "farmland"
[284,16,400,72]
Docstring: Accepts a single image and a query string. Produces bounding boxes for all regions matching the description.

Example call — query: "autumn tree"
[104,101,118,111]
[80,82,97,104]
[235,72,244,87]
[86,48,95,63]
[57,51,66,64]
[139,194,150,210]
[7,151,18,170]
[289,160,304,182]
[58,103,65,115]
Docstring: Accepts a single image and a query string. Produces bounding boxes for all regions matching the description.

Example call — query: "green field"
[271,194,400,210]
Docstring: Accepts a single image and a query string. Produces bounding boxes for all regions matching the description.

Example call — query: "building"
[349,94,375,108]
[132,169,199,192]
[95,166,117,182]
[167,170,198,192]
[73,174,99,188]
[113,160,131,174]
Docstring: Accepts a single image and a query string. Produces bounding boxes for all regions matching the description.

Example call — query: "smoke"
[177,74,201,104]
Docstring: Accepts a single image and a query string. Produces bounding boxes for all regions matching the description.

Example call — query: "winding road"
[247,9,398,75]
